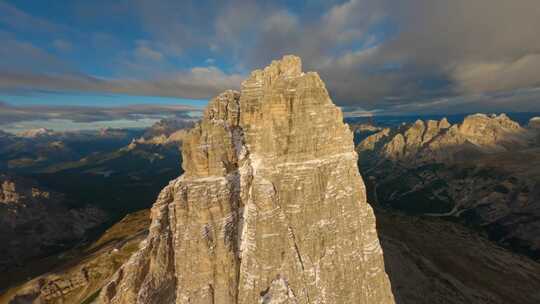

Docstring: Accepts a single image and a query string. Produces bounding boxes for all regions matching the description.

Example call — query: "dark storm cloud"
[373,0,540,94]
[237,0,540,110]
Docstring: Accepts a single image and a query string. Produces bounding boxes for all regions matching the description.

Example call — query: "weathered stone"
[98,55,394,304]
[357,128,391,152]
[382,134,406,160]
[359,114,530,164]
[529,117,540,129]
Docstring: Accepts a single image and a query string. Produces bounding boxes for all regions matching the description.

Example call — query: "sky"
[1,0,540,125]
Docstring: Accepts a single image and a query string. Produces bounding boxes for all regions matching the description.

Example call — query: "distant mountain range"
[356,113,540,259]
[3,109,540,303]
[346,112,540,128]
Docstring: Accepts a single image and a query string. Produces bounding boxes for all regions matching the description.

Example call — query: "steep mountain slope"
[0,129,142,173]
[358,114,540,258]
[378,210,540,304]
[4,106,540,303]
[0,210,150,304]
[0,174,107,275]
[10,119,191,219]
[98,55,395,303]
[33,141,182,217]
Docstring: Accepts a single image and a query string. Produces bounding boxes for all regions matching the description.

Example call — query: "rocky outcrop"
[0,174,107,273]
[357,128,391,152]
[359,114,529,165]
[16,128,56,139]
[423,118,450,144]
[357,114,540,259]
[98,55,394,303]
[129,130,188,149]
[142,118,194,139]
[529,117,540,129]
[359,118,452,163]
[127,118,193,149]
[350,123,382,133]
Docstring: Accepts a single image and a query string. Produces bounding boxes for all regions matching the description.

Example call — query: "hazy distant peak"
[16,128,56,138]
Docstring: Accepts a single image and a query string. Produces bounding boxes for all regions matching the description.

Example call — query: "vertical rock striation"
[99,55,394,304]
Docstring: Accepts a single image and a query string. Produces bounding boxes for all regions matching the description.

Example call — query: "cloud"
[227,0,540,111]
[1,0,540,114]
[371,87,540,115]
[52,39,73,52]
[134,41,164,62]
[367,0,540,98]
[0,100,197,126]
[0,2,67,34]
[452,54,540,93]
[0,31,73,73]
[0,67,243,100]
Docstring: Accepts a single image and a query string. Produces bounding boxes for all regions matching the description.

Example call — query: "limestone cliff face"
[98,55,394,304]
[359,114,531,165]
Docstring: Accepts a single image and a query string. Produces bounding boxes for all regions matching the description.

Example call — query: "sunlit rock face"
[359,114,530,165]
[529,117,540,129]
[98,55,395,304]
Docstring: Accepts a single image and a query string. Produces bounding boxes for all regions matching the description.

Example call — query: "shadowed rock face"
[377,210,540,304]
[98,55,395,304]
[0,174,107,274]
[0,210,150,304]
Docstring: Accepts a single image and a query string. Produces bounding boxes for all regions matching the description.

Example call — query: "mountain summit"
[99,55,395,304]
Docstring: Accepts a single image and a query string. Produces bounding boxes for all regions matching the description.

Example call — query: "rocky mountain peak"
[459,113,522,136]
[358,113,529,165]
[17,128,55,138]
[99,55,394,304]
[439,117,451,129]
[529,117,540,129]
[243,55,303,88]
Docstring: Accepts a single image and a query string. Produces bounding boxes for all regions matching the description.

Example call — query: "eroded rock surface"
[358,114,533,165]
[98,55,394,304]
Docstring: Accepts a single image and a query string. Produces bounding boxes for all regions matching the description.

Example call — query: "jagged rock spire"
[99,55,395,304]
